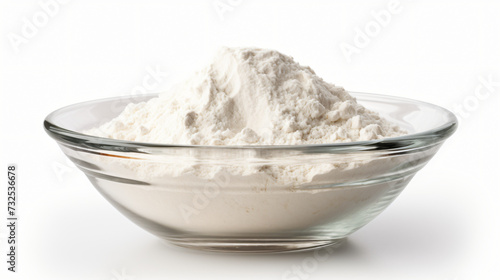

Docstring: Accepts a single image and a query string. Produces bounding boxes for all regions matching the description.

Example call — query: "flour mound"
[87,47,405,145]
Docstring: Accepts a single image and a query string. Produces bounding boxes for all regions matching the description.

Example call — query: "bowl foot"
[162,237,346,253]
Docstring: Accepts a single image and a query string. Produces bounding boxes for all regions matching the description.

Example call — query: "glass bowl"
[44,92,457,253]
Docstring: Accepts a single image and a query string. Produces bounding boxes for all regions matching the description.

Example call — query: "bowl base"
[162,237,346,253]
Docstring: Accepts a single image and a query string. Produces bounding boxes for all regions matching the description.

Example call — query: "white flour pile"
[85,47,408,186]
[84,47,414,234]
[88,47,404,146]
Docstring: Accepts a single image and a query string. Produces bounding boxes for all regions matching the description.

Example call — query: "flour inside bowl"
[76,48,424,241]
[86,47,406,184]
[88,47,404,146]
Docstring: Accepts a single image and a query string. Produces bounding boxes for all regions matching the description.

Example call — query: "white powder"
[83,47,414,235]
[89,47,404,147]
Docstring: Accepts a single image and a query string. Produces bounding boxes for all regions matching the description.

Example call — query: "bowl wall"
[45,93,456,252]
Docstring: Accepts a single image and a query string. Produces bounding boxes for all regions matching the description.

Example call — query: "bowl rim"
[44,92,458,153]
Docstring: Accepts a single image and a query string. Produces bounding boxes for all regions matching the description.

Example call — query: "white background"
[1,0,499,279]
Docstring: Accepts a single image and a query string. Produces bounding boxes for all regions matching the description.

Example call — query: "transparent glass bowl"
[44,92,457,253]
